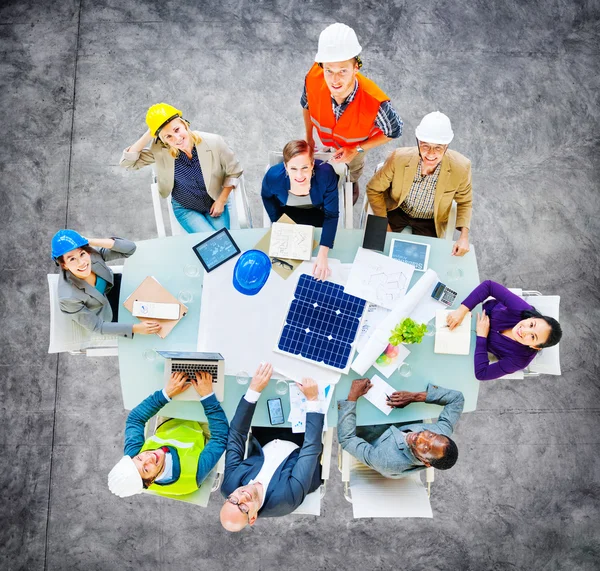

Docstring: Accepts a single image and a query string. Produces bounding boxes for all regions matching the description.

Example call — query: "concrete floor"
[1,0,599,569]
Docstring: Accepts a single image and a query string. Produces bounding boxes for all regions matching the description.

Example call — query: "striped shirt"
[400,161,441,219]
[171,146,214,213]
[301,80,403,139]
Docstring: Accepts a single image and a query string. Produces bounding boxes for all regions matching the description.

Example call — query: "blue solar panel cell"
[277,274,366,370]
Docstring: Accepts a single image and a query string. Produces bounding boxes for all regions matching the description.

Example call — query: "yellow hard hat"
[146,103,183,137]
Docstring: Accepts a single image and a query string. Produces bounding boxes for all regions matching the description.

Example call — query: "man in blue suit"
[220,363,325,531]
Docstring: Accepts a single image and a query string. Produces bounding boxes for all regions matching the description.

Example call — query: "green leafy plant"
[389,317,427,345]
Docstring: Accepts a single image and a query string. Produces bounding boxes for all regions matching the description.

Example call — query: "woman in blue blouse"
[120,103,243,233]
[261,140,339,280]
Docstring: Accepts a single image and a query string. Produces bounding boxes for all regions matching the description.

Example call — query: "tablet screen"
[389,239,431,271]
[192,228,241,272]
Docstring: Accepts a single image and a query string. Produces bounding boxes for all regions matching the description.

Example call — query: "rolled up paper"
[351,269,439,375]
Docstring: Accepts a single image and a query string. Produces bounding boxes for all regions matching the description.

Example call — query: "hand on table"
[446,305,469,331]
[133,321,162,335]
[476,310,490,337]
[347,378,372,402]
[165,371,191,398]
[387,391,417,409]
[249,362,273,393]
[297,377,319,401]
[191,371,214,397]
[451,235,470,256]
[312,249,331,282]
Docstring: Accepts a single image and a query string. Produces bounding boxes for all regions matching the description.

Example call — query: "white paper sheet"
[197,260,342,385]
[344,248,415,310]
[288,382,333,433]
[363,374,396,415]
[269,222,314,260]
[434,310,472,355]
[372,343,410,379]
[351,269,439,375]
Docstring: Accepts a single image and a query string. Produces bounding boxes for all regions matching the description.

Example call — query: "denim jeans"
[171,198,230,234]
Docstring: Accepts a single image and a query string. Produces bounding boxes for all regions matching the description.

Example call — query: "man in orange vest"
[301,23,403,203]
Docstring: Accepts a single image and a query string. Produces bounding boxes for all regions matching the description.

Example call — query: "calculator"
[431,281,458,307]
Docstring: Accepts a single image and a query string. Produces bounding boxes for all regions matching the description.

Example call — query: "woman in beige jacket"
[120,103,243,233]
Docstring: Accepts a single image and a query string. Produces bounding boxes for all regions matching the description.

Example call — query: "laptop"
[157,351,225,402]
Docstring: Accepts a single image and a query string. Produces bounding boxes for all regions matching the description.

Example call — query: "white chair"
[141,416,225,507]
[359,160,457,242]
[262,151,354,230]
[292,427,334,516]
[494,289,561,380]
[338,422,435,519]
[150,170,253,238]
[47,270,121,357]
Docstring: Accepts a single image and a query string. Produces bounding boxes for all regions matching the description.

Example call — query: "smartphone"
[132,300,180,320]
[267,398,285,425]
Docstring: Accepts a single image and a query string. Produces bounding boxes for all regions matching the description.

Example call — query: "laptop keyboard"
[171,362,219,383]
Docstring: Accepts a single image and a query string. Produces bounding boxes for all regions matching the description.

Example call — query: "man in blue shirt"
[108,371,229,498]
[338,378,463,478]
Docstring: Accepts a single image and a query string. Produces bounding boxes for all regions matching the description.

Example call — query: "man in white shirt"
[220,363,325,531]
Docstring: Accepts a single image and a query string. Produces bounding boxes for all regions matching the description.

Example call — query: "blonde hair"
[159,118,202,158]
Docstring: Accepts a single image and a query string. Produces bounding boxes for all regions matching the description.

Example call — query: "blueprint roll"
[351,269,438,375]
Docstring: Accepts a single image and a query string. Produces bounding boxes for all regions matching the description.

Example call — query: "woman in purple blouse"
[446,280,562,380]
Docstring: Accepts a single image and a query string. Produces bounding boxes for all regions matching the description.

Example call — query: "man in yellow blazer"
[366,112,472,256]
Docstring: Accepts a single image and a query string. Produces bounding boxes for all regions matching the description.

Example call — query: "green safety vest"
[140,419,205,496]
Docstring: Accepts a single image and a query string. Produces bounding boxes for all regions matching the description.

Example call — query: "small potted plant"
[376,317,427,366]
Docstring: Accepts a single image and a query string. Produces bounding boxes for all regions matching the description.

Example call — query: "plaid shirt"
[400,161,441,219]
[301,80,403,139]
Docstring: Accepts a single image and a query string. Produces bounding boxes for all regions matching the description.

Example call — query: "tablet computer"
[389,239,431,271]
[192,228,241,272]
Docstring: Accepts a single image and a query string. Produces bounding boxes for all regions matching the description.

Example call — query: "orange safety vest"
[305,63,390,149]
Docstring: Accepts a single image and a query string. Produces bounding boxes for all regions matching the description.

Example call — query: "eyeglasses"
[419,143,446,154]
[271,257,293,271]
[226,495,250,518]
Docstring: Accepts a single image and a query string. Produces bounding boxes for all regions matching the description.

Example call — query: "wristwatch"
[356,145,365,153]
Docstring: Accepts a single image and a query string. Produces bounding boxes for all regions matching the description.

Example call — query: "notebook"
[434,310,472,355]
[269,222,314,261]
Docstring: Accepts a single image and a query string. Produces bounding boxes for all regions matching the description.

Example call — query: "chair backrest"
[345,452,433,518]
[263,151,351,230]
[523,294,561,375]
[47,273,119,355]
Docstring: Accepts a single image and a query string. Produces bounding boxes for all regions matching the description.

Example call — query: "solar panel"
[276,274,366,371]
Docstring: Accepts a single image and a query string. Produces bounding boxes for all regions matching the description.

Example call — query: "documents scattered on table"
[434,309,472,355]
[269,222,314,261]
[288,382,333,433]
[344,248,415,310]
[362,374,395,415]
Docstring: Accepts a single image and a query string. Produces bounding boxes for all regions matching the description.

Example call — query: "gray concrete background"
[1,0,599,570]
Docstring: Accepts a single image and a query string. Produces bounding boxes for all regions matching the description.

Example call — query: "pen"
[385,394,391,401]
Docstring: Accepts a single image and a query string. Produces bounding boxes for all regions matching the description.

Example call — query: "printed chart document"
[363,374,395,415]
[288,382,333,433]
[434,310,472,355]
[269,222,314,261]
[345,248,415,310]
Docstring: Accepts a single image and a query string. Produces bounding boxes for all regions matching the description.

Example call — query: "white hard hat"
[315,23,362,63]
[415,112,454,145]
[108,456,143,498]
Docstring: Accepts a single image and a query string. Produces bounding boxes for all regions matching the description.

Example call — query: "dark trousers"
[387,207,437,237]
[106,273,122,322]
[283,206,325,228]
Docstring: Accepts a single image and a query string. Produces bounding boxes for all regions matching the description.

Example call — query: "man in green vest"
[108,371,229,498]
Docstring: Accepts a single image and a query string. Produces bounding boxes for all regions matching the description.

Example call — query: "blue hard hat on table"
[51,229,88,260]
[233,250,271,296]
